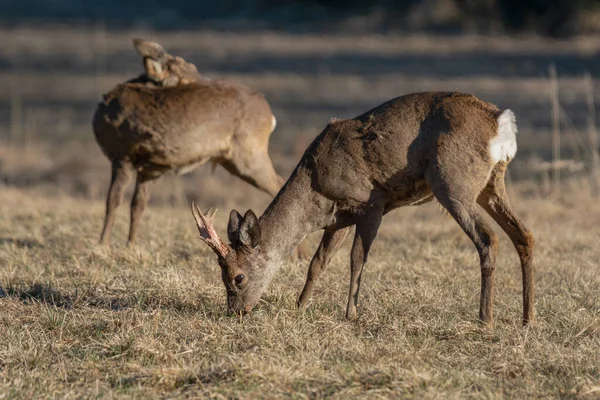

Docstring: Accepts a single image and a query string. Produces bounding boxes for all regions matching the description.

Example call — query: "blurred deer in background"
[192,91,536,328]
[93,39,286,246]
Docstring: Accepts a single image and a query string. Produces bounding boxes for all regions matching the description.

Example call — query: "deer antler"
[191,201,229,259]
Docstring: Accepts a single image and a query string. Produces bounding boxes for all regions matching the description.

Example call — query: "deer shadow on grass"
[0,237,45,249]
[1,282,225,319]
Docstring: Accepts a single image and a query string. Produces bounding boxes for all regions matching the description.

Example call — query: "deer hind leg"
[346,211,383,320]
[434,192,499,326]
[100,160,133,245]
[127,173,157,246]
[426,163,499,327]
[297,227,352,309]
[477,162,535,326]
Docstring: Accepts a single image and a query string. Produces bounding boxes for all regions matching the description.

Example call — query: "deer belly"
[174,159,209,175]
[386,180,433,210]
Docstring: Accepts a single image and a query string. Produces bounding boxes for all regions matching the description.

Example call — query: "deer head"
[133,38,201,87]
[191,202,272,314]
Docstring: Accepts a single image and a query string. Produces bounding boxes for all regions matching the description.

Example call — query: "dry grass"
[1,184,599,398]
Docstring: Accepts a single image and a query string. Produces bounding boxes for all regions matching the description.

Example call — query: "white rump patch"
[490,109,518,165]
[271,115,277,132]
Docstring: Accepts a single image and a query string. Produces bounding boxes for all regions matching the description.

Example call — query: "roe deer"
[93,39,285,246]
[191,91,535,327]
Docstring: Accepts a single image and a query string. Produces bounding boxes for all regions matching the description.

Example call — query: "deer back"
[93,79,275,172]
[304,92,501,208]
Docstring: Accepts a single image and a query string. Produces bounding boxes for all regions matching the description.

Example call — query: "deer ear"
[143,58,168,83]
[169,57,200,84]
[133,39,170,83]
[239,210,261,249]
[227,209,243,246]
[133,38,168,61]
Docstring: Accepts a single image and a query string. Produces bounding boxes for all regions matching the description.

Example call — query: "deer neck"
[258,163,332,263]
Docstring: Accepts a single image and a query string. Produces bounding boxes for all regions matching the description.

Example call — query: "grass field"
[1,183,599,398]
[1,27,600,398]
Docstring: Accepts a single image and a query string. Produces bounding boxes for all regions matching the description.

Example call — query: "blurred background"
[1,0,600,213]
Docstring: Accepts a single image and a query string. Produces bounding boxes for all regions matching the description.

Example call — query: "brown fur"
[193,91,535,327]
[94,39,284,246]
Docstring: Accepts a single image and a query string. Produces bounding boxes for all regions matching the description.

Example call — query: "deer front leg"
[297,227,352,309]
[127,174,156,246]
[100,160,133,245]
[346,212,382,320]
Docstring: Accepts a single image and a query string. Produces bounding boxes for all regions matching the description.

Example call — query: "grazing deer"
[93,39,285,246]
[192,91,535,327]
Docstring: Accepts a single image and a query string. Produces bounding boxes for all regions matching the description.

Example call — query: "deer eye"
[234,274,245,286]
